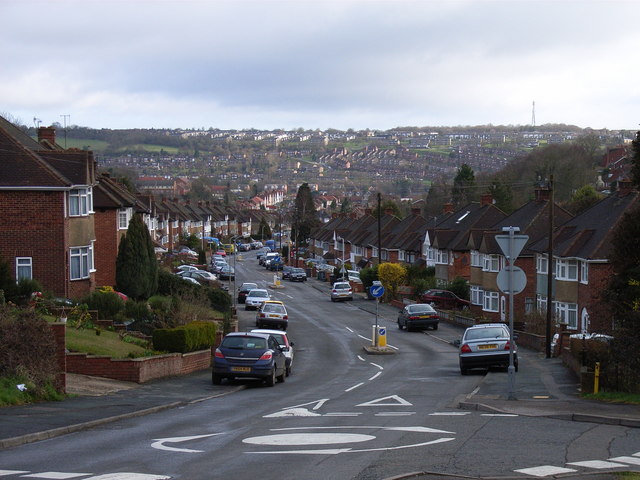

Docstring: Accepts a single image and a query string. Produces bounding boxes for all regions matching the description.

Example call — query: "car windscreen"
[408,305,435,314]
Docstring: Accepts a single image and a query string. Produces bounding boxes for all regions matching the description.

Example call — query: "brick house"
[529,181,639,334]
[0,117,97,299]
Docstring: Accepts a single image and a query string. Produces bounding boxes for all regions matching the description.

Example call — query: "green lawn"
[65,327,154,358]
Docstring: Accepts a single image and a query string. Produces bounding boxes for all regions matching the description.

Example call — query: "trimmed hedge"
[152,321,217,353]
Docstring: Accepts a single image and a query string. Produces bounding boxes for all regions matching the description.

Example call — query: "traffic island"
[362,345,395,355]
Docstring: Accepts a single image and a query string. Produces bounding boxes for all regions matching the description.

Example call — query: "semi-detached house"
[0,117,97,299]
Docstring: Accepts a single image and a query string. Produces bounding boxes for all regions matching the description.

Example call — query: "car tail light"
[283,315,288,320]
[214,348,224,358]
[504,341,512,351]
[461,344,472,353]
[259,351,273,361]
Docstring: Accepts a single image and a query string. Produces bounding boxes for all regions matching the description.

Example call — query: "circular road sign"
[370,285,385,298]
[496,266,527,294]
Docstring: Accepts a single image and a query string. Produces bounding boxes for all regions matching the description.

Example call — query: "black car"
[455,323,518,375]
[237,282,258,304]
[212,332,287,386]
[397,303,439,331]
[281,265,294,280]
[289,267,307,282]
[268,260,284,271]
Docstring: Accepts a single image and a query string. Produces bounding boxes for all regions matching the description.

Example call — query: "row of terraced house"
[0,118,280,300]
[309,185,639,336]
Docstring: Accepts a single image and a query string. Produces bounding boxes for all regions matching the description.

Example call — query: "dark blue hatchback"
[212,332,287,387]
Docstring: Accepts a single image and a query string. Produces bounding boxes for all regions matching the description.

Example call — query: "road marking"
[151,433,222,453]
[480,413,518,417]
[429,412,471,416]
[84,475,170,480]
[282,399,328,410]
[567,460,629,469]
[357,354,365,361]
[345,382,364,392]
[357,395,412,407]
[368,371,382,381]
[609,456,640,465]
[22,474,88,479]
[271,426,454,433]
[0,472,29,477]
[247,437,455,455]
[324,412,361,417]
[370,362,383,370]
[243,433,375,446]
[514,465,577,477]
[264,408,322,417]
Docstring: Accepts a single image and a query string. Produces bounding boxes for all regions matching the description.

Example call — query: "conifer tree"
[116,215,158,300]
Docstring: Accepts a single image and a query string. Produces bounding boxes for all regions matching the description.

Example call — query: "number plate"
[231,366,251,372]
[478,344,497,350]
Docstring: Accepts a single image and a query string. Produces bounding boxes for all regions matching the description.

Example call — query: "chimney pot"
[38,126,56,145]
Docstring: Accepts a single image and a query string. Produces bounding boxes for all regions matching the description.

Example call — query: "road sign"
[370,285,385,298]
[495,234,529,261]
[497,266,527,294]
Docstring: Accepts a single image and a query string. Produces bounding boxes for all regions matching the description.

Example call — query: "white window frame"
[118,208,130,229]
[16,257,32,282]
[398,250,405,261]
[354,245,363,256]
[470,250,482,267]
[426,246,435,262]
[537,294,547,313]
[69,187,93,217]
[555,302,578,329]
[483,291,499,312]
[470,285,483,305]
[70,246,93,280]
[536,254,548,274]
[580,261,589,284]
[483,254,500,272]
[372,247,378,258]
[435,249,448,265]
[556,258,578,281]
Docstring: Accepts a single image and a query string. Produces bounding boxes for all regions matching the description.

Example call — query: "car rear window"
[263,304,285,313]
[465,327,507,340]
[222,336,267,349]
[250,291,268,298]
[408,304,435,314]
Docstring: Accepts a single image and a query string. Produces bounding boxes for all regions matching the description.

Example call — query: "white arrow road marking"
[264,408,322,417]
[357,395,412,407]
[151,433,222,453]
[248,437,455,455]
[271,426,454,434]
[282,399,329,410]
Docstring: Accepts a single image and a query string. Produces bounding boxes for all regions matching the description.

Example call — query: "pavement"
[1,278,639,452]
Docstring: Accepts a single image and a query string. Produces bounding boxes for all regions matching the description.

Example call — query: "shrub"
[446,277,470,300]
[207,288,231,314]
[81,290,125,319]
[153,321,217,353]
[0,306,60,396]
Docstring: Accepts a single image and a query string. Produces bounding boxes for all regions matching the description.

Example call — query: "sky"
[2,0,639,131]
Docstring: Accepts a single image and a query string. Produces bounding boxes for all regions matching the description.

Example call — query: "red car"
[420,289,470,310]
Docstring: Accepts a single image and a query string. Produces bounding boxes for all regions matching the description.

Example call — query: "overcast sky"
[2,0,639,131]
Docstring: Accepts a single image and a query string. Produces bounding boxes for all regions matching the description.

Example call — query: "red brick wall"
[0,191,68,297]
[94,210,119,287]
[578,263,615,334]
[66,349,212,383]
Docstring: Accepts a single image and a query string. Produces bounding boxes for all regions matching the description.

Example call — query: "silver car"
[330,281,353,302]
[455,323,518,375]
[245,288,271,310]
[252,328,294,376]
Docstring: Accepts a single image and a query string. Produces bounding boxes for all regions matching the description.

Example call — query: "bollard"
[594,362,600,393]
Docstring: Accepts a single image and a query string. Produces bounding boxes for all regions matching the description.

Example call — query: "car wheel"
[331,298,336,302]
[432,323,439,330]
[245,305,249,311]
[460,367,468,375]
[265,369,276,387]
[212,373,222,385]
[398,320,403,330]
[277,369,286,383]
[286,364,292,376]
[406,322,413,332]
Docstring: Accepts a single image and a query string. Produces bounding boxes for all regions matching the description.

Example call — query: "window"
[381,250,389,261]
[435,249,448,264]
[470,250,482,267]
[556,259,578,281]
[16,257,32,282]
[354,245,363,256]
[483,254,500,272]
[580,261,589,284]
[525,297,534,314]
[483,291,499,312]
[69,187,93,216]
[398,250,405,261]
[536,254,548,274]
[118,208,130,229]
[555,302,578,329]
[70,246,93,280]
[372,247,378,258]
[426,247,435,262]
[537,294,547,313]
[470,285,483,305]
[405,252,415,263]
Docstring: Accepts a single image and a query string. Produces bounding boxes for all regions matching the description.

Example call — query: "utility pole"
[545,175,555,358]
[60,114,70,148]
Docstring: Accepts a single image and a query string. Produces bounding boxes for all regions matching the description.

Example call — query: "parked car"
[177,246,198,257]
[180,276,201,286]
[237,282,259,304]
[176,264,200,274]
[218,264,235,280]
[454,323,518,375]
[330,281,353,302]
[268,259,284,271]
[347,270,362,283]
[255,300,289,330]
[212,332,286,386]
[180,269,218,285]
[289,267,307,282]
[245,288,271,310]
[281,265,294,280]
[210,260,228,274]
[252,328,294,376]
[397,303,439,331]
[420,289,470,310]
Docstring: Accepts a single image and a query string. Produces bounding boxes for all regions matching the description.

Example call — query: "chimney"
[480,194,493,207]
[443,203,454,214]
[411,207,421,216]
[535,187,550,202]
[38,126,56,145]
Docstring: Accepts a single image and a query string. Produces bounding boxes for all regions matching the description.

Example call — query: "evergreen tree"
[116,215,158,300]
[630,131,640,188]
[291,183,319,246]
[452,164,475,207]
[488,180,514,214]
